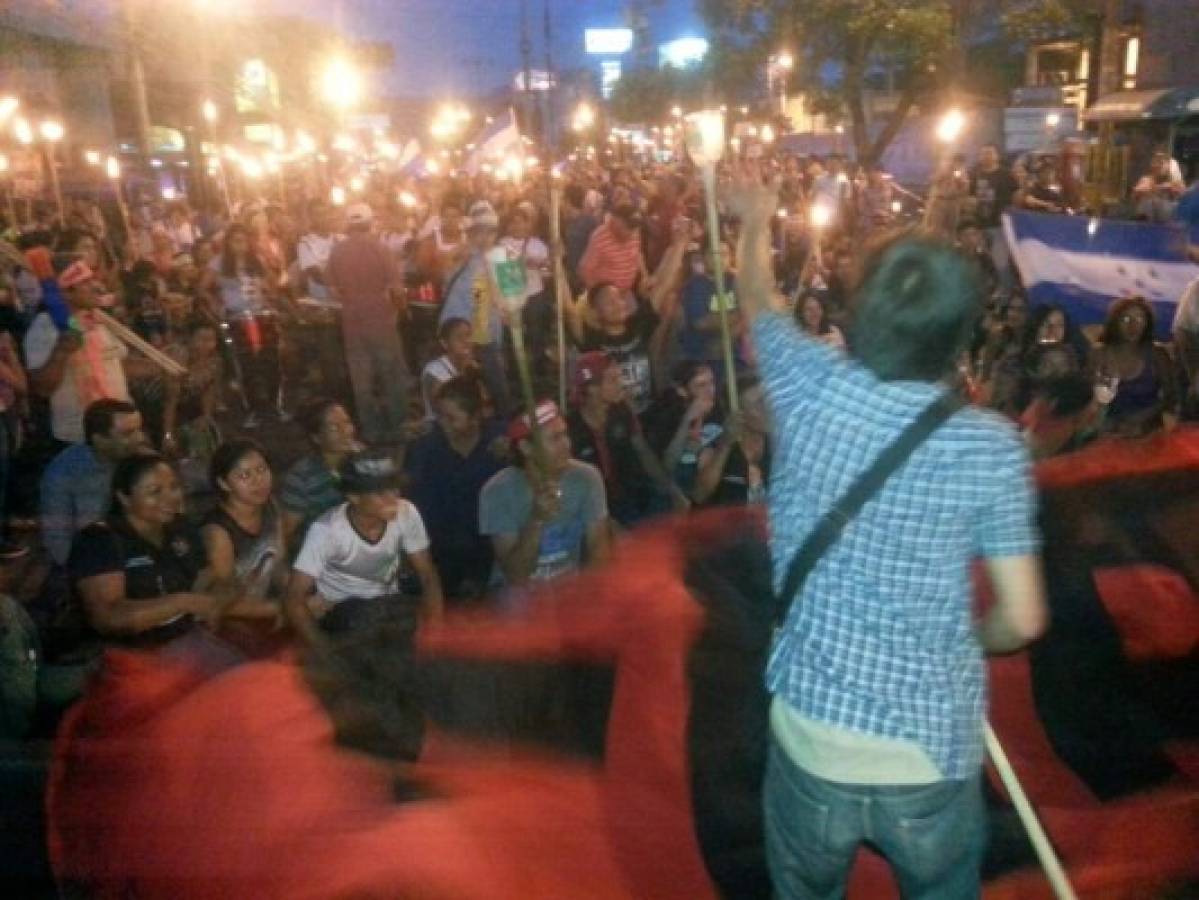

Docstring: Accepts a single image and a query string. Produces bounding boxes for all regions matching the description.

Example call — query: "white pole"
[984,723,1079,900]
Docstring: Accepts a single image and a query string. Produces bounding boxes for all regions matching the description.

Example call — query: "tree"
[698,1,1003,165]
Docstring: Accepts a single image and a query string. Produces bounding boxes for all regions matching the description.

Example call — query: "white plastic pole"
[984,722,1078,900]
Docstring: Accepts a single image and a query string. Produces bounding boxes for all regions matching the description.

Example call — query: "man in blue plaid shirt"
[729,171,1048,899]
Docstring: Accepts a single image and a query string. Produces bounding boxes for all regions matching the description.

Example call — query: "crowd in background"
[0,140,1197,690]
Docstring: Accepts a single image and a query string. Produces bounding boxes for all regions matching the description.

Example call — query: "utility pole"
[520,0,534,138]
[120,0,153,161]
[543,0,556,157]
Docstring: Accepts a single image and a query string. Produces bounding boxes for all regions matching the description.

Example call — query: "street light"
[935,108,966,144]
[202,99,218,124]
[572,102,596,133]
[38,120,65,225]
[775,51,794,71]
[13,117,33,145]
[0,97,17,124]
[320,58,362,109]
[39,120,64,143]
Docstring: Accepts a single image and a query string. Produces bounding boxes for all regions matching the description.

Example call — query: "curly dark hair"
[1100,296,1155,349]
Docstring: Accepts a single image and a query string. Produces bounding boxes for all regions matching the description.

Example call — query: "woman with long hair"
[794,292,845,351]
[207,222,280,427]
[201,440,287,618]
[1090,296,1179,436]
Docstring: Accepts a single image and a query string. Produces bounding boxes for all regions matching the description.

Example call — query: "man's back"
[754,312,1038,778]
[327,233,396,330]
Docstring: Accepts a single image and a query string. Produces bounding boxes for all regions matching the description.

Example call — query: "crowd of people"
[1,132,1198,895]
[0,143,1196,652]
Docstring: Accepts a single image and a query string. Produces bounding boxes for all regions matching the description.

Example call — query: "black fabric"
[777,392,964,616]
[67,516,205,647]
[1031,467,1199,799]
[567,402,653,522]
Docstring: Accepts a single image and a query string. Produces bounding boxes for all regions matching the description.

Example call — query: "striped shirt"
[578,220,643,291]
[754,312,1039,780]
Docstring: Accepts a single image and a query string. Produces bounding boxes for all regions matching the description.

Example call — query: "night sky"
[255,0,704,97]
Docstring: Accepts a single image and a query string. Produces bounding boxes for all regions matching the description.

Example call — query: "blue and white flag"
[465,108,522,175]
[1003,211,1198,339]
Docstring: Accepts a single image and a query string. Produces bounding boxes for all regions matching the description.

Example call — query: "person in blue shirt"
[403,375,506,602]
[728,168,1049,900]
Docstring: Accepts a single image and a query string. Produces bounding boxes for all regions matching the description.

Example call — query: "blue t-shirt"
[680,272,737,362]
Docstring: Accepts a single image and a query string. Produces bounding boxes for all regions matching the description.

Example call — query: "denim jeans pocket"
[765,746,832,851]
[886,777,984,888]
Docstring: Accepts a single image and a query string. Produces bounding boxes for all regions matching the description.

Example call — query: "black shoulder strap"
[778,391,964,613]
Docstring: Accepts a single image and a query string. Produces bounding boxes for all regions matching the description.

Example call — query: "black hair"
[109,454,173,517]
[209,438,268,497]
[220,223,265,279]
[84,399,138,446]
[187,316,217,335]
[297,397,348,439]
[438,316,471,343]
[848,233,982,382]
[1033,372,1095,418]
[1101,296,1155,348]
[794,292,832,336]
[435,374,485,419]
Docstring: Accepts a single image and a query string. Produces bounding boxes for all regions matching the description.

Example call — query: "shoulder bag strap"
[778,391,964,615]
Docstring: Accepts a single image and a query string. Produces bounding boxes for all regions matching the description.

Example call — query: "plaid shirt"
[754,313,1039,779]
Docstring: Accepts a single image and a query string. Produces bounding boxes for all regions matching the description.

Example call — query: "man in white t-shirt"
[285,451,444,648]
[297,200,341,306]
[24,261,131,444]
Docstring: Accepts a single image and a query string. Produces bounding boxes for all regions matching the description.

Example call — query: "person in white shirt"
[285,451,443,649]
[296,200,341,306]
[24,261,131,445]
[499,204,550,304]
[420,317,479,419]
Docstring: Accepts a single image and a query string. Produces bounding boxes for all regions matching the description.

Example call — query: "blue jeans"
[764,739,986,900]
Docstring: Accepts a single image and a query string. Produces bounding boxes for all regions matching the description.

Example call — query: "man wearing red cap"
[23,261,132,445]
[567,351,687,526]
[479,400,609,586]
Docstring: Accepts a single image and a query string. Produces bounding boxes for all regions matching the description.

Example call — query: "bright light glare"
[84,150,101,166]
[1045,112,1061,128]
[935,108,966,144]
[39,120,64,142]
[775,51,794,70]
[572,102,596,132]
[350,175,365,192]
[399,191,417,208]
[810,203,832,230]
[761,124,776,144]
[0,154,8,174]
[202,99,218,124]
[13,118,33,145]
[0,97,17,123]
[320,58,362,109]
[330,186,346,206]
[105,156,121,180]
[162,186,177,200]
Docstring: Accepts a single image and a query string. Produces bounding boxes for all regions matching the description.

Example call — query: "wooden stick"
[985,723,1078,900]
[93,309,187,376]
[548,182,568,410]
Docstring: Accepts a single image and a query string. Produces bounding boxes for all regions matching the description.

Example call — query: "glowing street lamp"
[572,101,596,133]
[775,51,794,70]
[935,108,966,144]
[201,99,218,124]
[320,58,362,110]
[0,97,17,124]
[39,120,64,143]
[13,117,33,145]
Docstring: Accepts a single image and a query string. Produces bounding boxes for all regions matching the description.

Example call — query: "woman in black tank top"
[201,440,288,624]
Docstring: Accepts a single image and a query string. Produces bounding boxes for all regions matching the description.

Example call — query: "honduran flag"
[1003,210,1199,340]
[464,108,522,176]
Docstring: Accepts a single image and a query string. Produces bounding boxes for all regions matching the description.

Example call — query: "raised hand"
[724,162,781,230]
